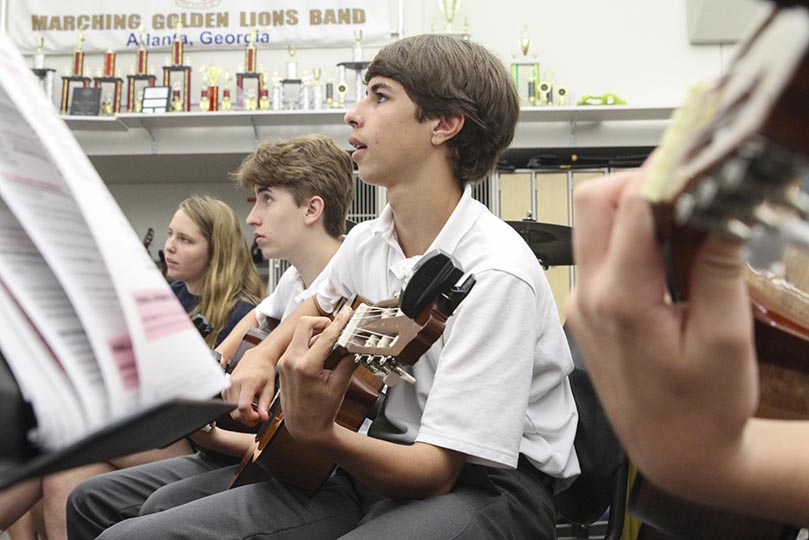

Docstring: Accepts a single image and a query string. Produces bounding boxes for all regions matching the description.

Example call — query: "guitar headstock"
[334,250,475,386]
[645,7,809,299]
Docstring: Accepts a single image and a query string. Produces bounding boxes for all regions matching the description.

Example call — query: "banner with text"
[8,0,391,54]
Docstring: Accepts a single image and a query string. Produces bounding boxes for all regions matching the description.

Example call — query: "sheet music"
[0,32,228,450]
[0,198,108,429]
[0,282,85,450]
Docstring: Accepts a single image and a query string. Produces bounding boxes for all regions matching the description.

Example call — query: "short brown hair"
[365,34,519,184]
[231,134,354,237]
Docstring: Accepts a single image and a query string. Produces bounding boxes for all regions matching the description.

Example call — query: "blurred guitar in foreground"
[629,5,809,539]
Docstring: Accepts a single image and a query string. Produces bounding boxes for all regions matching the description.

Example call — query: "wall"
[10,0,771,249]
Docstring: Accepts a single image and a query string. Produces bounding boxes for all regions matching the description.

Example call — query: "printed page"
[0,82,138,417]
[0,282,86,450]
[0,197,108,430]
[0,33,228,448]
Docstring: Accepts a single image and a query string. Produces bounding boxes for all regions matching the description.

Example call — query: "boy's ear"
[303,195,325,225]
[431,114,465,146]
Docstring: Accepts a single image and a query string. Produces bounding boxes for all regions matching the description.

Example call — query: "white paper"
[0,31,229,451]
[0,197,108,428]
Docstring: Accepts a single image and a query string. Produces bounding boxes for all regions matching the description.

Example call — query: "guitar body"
[231,364,383,492]
[627,5,809,539]
[213,318,278,434]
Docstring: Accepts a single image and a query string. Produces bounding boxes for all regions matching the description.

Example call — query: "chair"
[553,325,628,540]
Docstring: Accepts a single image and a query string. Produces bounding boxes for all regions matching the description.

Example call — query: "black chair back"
[553,326,627,540]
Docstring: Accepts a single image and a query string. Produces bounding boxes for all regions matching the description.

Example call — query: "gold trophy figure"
[171,84,183,112]
[439,0,461,33]
[34,36,46,69]
[352,29,363,62]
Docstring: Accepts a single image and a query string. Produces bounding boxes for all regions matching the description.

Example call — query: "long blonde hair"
[179,195,265,347]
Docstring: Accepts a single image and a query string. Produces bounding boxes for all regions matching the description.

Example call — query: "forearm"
[637,417,809,527]
[0,478,41,529]
[215,308,260,362]
[251,297,321,366]
[188,427,255,457]
[312,426,465,499]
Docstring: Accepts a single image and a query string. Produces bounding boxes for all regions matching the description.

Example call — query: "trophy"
[171,84,183,112]
[510,27,540,106]
[245,29,258,72]
[201,64,222,111]
[300,71,312,111]
[162,24,192,111]
[34,37,45,69]
[60,32,92,114]
[31,36,55,103]
[93,47,123,114]
[171,22,184,66]
[325,70,335,108]
[199,88,210,112]
[335,64,348,108]
[337,29,370,107]
[352,29,363,62]
[285,44,297,80]
[127,26,157,112]
[222,70,232,111]
[236,30,263,110]
[267,71,278,111]
[72,32,85,76]
[281,46,302,110]
[439,0,460,32]
[312,68,323,110]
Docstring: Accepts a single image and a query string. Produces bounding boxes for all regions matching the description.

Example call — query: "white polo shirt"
[255,261,331,323]
[317,185,580,480]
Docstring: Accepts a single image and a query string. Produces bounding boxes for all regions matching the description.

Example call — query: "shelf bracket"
[139,119,158,154]
[569,111,578,147]
[250,115,259,147]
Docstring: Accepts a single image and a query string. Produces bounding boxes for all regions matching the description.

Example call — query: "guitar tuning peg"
[724,218,753,242]
[752,205,781,229]
[674,192,696,225]
[394,366,416,385]
[696,176,719,209]
[783,188,809,219]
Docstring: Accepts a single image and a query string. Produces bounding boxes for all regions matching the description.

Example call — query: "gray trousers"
[67,455,556,540]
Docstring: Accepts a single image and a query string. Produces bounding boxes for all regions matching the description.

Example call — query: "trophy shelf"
[64,115,128,131]
[518,105,675,123]
[67,105,676,158]
[116,110,348,130]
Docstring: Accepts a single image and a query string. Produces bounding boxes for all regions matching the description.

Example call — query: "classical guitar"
[229,249,476,494]
[627,5,809,540]
[211,317,279,434]
[142,226,155,251]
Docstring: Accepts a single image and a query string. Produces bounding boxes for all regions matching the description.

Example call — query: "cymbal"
[505,219,574,267]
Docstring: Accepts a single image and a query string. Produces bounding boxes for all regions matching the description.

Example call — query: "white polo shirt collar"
[370,184,481,281]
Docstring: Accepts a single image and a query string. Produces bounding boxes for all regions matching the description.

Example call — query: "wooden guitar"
[229,249,476,495]
[209,317,280,434]
[627,5,809,540]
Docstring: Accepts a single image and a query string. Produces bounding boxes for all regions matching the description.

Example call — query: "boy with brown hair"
[65,133,354,537]
[69,35,578,540]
